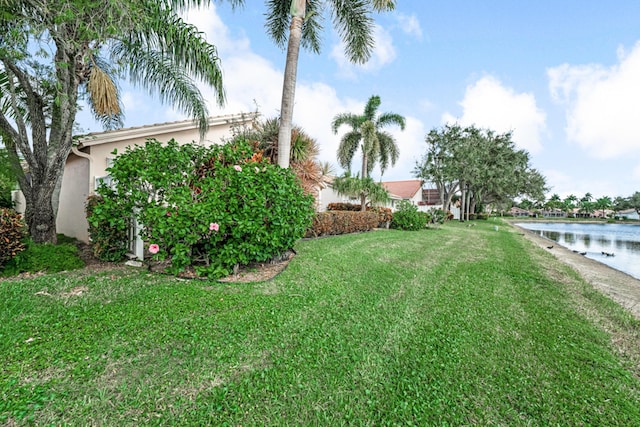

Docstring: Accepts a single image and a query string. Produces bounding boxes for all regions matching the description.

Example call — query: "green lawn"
[2,220,639,425]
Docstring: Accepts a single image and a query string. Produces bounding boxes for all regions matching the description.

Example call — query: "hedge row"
[306,211,379,237]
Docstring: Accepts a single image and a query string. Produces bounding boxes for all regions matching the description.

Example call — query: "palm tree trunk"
[360,145,368,211]
[277,0,306,169]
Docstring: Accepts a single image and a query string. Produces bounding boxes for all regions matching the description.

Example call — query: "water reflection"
[517,222,640,280]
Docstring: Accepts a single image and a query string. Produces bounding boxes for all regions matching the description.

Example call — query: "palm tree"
[594,196,612,218]
[332,95,406,180]
[0,0,229,243]
[261,0,396,168]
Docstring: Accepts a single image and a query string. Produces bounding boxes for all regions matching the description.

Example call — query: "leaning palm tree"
[332,95,406,180]
[0,0,230,243]
[261,0,396,168]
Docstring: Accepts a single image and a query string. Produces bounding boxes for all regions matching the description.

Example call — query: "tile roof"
[381,179,423,199]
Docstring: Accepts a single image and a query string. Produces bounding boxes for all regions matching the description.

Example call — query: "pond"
[515,222,640,280]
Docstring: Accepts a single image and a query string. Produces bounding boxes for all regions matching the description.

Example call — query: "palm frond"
[300,0,323,54]
[264,0,291,49]
[376,131,399,175]
[377,112,405,130]
[331,112,361,133]
[113,42,208,136]
[363,95,381,120]
[337,130,361,170]
[330,0,375,64]
[126,2,225,106]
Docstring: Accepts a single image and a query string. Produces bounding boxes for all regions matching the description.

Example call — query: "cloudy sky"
[77,1,640,199]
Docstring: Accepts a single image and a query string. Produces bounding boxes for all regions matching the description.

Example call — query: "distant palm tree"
[595,196,612,218]
[332,95,406,180]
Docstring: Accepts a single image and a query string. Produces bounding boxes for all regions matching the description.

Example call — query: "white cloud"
[547,42,640,159]
[395,13,423,40]
[331,24,396,78]
[443,75,547,153]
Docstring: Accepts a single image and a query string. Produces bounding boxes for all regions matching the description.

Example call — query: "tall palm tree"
[0,0,229,243]
[332,95,406,180]
[261,0,396,168]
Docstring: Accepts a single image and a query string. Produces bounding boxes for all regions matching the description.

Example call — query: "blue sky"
[76,1,640,200]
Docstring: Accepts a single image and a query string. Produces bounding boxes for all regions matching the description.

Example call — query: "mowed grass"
[2,221,640,425]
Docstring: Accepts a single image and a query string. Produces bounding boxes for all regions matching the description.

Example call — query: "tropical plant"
[0,0,229,243]
[256,0,396,168]
[235,116,325,198]
[332,172,390,212]
[594,196,612,218]
[563,194,578,215]
[332,95,406,180]
[545,194,562,210]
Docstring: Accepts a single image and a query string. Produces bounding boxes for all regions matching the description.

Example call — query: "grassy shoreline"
[2,220,639,425]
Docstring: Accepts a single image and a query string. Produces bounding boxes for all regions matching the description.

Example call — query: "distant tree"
[0,0,228,243]
[563,194,578,214]
[628,192,640,215]
[545,194,562,210]
[612,196,630,213]
[332,172,389,210]
[413,123,464,211]
[414,124,547,220]
[594,196,612,218]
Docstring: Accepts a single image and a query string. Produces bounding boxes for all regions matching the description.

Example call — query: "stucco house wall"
[55,113,257,242]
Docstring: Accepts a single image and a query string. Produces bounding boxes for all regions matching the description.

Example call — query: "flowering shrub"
[89,138,314,278]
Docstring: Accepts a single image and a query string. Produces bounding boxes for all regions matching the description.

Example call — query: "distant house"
[419,188,441,206]
[380,180,424,210]
[542,208,566,218]
[509,207,531,217]
[617,208,640,220]
[46,113,257,242]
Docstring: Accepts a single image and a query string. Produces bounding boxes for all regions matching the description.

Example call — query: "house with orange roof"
[381,179,423,209]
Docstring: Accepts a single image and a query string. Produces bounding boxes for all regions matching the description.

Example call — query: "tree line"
[519,192,640,217]
[413,123,547,220]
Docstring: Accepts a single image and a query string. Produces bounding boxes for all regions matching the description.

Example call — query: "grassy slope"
[1,221,639,425]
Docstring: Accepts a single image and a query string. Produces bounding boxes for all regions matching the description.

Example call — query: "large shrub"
[390,201,430,231]
[0,208,26,268]
[89,138,314,278]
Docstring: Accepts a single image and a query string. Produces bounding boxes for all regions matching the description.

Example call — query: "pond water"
[515,222,640,280]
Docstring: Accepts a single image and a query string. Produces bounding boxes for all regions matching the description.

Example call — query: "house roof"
[76,112,259,148]
[381,180,423,200]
